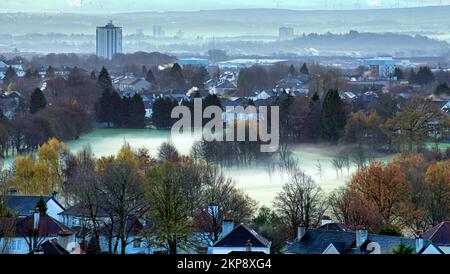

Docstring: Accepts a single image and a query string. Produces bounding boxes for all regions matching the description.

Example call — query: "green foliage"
[85,236,101,254]
[237,65,270,92]
[300,63,309,75]
[169,63,185,90]
[3,66,18,87]
[36,196,47,215]
[95,67,146,128]
[191,66,210,90]
[435,82,450,95]
[320,89,347,142]
[146,69,156,84]
[30,88,47,114]
[392,242,414,254]
[97,67,113,91]
[288,64,296,77]
[411,66,435,85]
[151,97,179,129]
[394,67,404,80]
[46,66,56,79]
[379,226,403,237]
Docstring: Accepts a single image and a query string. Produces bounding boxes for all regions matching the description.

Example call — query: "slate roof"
[423,221,450,245]
[59,204,110,218]
[286,229,420,254]
[213,224,271,248]
[15,214,73,237]
[418,242,445,254]
[6,195,64,216]
[318,223,353,232]
[99,217,145,237]
[216,80,237,89]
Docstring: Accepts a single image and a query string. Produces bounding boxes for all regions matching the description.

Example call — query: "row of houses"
[1,193,450,255]
[0,193,271,254]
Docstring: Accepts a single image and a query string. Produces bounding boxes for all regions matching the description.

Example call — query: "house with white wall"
[0,210,77,254]
[6,192,65,222]
[208,222,271,254]
[420,221,450,254]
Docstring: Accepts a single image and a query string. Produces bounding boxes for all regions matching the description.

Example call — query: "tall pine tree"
[131,94,146,128]
[3,66,18,87]
[96,67,116,126]
[30,88,47,114]
[320,89,346,142]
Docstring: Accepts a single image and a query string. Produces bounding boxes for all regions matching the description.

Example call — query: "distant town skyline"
[1,0,450,13]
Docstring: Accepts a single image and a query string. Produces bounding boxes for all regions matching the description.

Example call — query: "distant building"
[363,57,396,79]
[217,59,287,69]
[113,76,151,95]
[96,21,122,60]
[136,28,144,36]
[279,27,294,40]
[153,25,165,38]
[177,58,209,68]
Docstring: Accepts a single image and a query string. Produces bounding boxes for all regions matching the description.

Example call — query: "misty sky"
[1,0,449,13]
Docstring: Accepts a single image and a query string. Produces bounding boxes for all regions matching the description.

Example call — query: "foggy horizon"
[1,0,450,13]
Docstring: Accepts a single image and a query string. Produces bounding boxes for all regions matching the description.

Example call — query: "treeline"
[237,63,309,93]
[191,137,273,167]
[0,99,91,157]
[95,67,146,128]
[330,154,450,235]
[150,93,223,129]
[14,52,176,75]
[278,89,450,153]
[147,63,211,91]
[248,150,450,253]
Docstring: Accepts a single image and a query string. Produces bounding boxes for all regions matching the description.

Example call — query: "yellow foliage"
[13,138,68,195]
[14,156,35,194]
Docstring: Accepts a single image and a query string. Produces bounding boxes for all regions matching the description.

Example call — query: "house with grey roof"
[421,221,450,254]
[286,224,424,254]
[5,192,65,222]
[208,222,271,254]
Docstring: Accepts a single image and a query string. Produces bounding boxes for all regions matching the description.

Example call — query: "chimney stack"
[33,207,40,231]
[221,220,234,237]
[297,224,306,240]
[356,227,368,248]
[245,240,252,252]
[415,236,424,254]
[9,188,17,196]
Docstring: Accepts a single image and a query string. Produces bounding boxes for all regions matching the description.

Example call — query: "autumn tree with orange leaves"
[331,160,417,232]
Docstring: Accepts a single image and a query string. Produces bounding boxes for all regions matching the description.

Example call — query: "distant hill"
[1,6,450,41]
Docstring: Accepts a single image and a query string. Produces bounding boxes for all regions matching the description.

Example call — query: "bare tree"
[273,169,327,236]
[65,147,103,253]
[98,157,146,254]
[198,165,256,245]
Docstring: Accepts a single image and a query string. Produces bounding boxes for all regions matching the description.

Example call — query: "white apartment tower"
[96,21,122,60]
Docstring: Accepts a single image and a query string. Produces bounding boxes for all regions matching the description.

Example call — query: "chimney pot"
[297,224,306,240]
[33,207,40,231]
[415,236,424,254]
[9,188,17,196]
[356,228,368,248]
[245,240,252,252]
[221,220,234,238]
